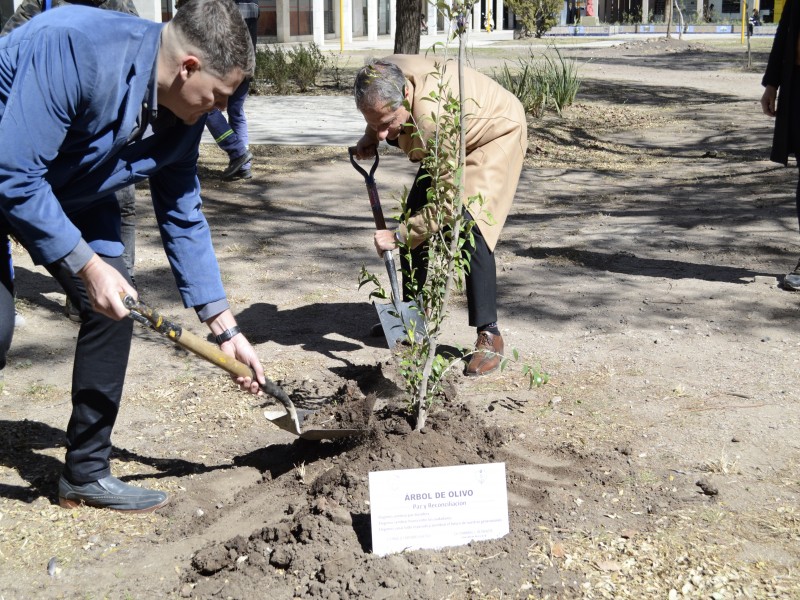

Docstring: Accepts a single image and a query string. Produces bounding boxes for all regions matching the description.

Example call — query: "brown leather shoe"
[465,331,504,377]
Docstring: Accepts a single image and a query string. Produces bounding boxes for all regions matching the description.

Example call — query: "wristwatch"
[214,325,241,345]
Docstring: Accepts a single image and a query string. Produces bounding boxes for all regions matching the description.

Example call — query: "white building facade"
[1,0,512,44]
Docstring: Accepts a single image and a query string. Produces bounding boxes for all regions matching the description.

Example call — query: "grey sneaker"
[784,260,800,291]
[58,475,168,513]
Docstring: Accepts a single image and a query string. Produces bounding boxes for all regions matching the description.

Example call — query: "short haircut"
[354,60,406,112]
[171,0,255,78]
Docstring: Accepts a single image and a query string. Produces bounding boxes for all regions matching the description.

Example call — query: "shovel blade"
[375,300,426,348]
[264,409,365,440]
[263,408,313,436]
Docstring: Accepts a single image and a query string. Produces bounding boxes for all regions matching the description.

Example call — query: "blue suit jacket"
[0,6,225,309]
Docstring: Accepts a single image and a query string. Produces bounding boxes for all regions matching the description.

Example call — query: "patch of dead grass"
[0,490,164,582]
[546,515,800,598]
[526,100,679,173]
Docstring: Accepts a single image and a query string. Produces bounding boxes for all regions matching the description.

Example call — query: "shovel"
[122,295,363,441]
[349,147,426,348]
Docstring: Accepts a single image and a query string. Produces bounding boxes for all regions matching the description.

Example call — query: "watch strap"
[214,325,241,345]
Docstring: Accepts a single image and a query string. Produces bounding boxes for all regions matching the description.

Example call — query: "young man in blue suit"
[0,0,266,512]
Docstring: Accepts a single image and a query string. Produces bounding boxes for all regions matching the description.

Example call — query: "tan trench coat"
[366,54,528,252]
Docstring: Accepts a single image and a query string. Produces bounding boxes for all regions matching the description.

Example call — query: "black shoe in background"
[221,151,253,180]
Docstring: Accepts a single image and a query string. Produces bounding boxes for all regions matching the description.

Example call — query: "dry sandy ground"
[1,37,799,599]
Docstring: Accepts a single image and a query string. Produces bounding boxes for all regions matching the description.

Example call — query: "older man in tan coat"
[353,54,527,376]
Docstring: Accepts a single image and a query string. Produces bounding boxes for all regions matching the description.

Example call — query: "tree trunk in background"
[394,0,421,54]
[665,0,673,38]
[673,0,684,39]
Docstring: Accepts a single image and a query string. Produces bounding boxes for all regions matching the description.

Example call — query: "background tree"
[665,0,673,38]
[394,0,421,54]
[672,0,685,40]
[505,0,561,37]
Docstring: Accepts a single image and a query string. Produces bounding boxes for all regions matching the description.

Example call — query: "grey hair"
[354,60,406,112]
[171,0,255,78]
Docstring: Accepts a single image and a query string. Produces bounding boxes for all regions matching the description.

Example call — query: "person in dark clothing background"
[189,0,260,181]
[749,7,761,36]
[761,0,800,290]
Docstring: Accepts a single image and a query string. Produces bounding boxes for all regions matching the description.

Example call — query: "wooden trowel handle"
[176,324,298,418]
[122,295,303,434]
[170,325,252,379]
[121,295,291,403]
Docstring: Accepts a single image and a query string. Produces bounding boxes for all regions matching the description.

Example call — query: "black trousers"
[401,166,497,328]
[790,68,800,232]
[46,254,134,484]
[793,168,800,233]
[0,242,134,484]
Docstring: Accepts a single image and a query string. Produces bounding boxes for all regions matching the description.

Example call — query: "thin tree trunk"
[414,11,471,432]
[673,0,684,39]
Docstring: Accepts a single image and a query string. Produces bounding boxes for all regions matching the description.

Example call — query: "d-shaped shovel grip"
[349,146,386,230]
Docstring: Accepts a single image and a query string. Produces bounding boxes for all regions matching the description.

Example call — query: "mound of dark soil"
[181,365,533,599]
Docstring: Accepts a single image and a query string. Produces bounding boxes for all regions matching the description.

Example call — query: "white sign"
[368,462,508,556]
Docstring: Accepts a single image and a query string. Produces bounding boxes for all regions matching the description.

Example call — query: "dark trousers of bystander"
[790,69,800,232]
[206,78,251,167]
[117,185,137,279]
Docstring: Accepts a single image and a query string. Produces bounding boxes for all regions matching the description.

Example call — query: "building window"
[379,0,390,33]
[324,0,335,34]
[161,0,174,22]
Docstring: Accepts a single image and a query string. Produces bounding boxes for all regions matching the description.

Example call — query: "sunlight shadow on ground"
[520,245,779,283]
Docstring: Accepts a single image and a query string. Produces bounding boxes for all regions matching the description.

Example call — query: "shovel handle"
[349,147,386,230]
[383,251,403,306]
[121,295,295,409]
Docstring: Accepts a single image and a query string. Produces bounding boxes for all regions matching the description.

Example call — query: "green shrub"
[493,61,549,117]
[622,8,642,23]
[543,47,580,114]
[256,43,353,94]
[256,45,291,94]
[505,0,561,37]
[325,51,352,90]
[493,47,580,116]
[288,42,325,92]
